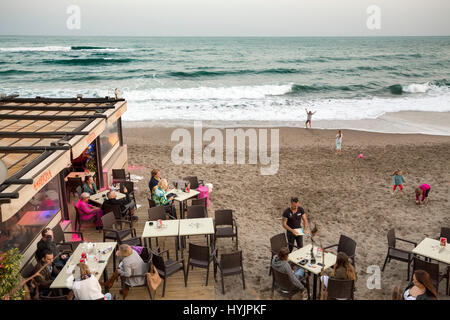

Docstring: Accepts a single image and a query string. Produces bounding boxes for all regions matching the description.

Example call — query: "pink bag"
[196,185,210,207]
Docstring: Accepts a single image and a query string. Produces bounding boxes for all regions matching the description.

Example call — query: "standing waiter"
[282,197,309,252]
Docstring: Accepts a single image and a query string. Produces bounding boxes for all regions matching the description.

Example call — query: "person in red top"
[76,192,103,229]
[415,184,431,205]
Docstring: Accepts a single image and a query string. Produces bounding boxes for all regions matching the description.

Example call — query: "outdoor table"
[288,243,337,300]
[89,189,126,206]
[168,188,200,219]
[412,238,450,265]
[142,220,180,260]
[179,217,215,258]
[50,242,117,290]
[64,171,96,182]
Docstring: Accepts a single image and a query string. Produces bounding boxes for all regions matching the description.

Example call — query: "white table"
[90,189,126,205]
[289,243,337,300]
[168,188,200,219]
[50,242,117,289]
[412,238,450,265]
[142,220,180,260]
[179,218,215,258]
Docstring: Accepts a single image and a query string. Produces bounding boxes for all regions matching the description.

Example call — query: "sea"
[0,36,449,124]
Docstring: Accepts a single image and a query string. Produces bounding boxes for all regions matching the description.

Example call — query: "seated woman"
[402,270,438,300]
[101,244,147,298]
[153,179,177,217]
[271,247,307,299]
[321,252,357,288]
[72,262,112,300]
[148,169,161,196]
[76,192,103,230]
[82,176,98,196]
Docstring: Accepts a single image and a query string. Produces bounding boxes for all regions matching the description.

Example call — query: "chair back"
[191,198,207,208]
[186,205,206,219]
[270,233,288,254]
[188,243,210,262]
[440,227,450,240]
[327,279,354,300]
[67,177,82,193]
[387,229,396,248]
[183,176,199,189]
[112,169,127,180]
[52,224,65,244]
[215,210,233,227]
[220,251,242,270]
[337,235,357,258]
[148,206,166,221]
[152,252,166,272]
[120,181,134,194]
[103,203,122,220]
[147,197,156,208]
[412,257,440,287]
[272,268,298,292]
[101,212,116,229]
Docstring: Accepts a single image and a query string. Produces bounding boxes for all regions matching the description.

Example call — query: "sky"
[0,0,449,37]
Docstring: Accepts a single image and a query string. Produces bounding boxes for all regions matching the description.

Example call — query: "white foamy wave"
[402,82,448,94]
[0,46,72,52]
[124,84,293,101]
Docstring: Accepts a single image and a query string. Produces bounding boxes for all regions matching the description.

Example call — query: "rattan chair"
[214,209,238,250]
[326,279,355,300]
[413,257,449,295]
[186,243,216,286]
[121,260,154,300]
[213,250,245,294]
[152,248,186,297]
[52,223,84,252]
[324,235,357,266]
[381,228,416,280]
[271,268,309,300]
[183,176,204,190]
[112,169,130,184]
[268,233,298,276]
[186,205,206,219]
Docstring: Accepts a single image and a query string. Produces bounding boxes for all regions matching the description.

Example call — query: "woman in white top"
[401,270,437,300]
[335,130,343,155]
[72,262,112,300]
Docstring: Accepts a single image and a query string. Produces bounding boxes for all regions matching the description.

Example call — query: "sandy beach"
[123,116,450,300]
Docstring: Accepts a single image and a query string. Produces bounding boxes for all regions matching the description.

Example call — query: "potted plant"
[0,248,25,300]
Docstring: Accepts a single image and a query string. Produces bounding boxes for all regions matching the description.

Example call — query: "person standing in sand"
[335,130,343,155]
[282,197,309,252]
[392,169,406,195]
[305,108,316,129]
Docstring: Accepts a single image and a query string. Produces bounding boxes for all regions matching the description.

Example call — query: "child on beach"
[335,130,343,155]
[305,108,316,129]
[392,169,405,195]
[415,184,431,205]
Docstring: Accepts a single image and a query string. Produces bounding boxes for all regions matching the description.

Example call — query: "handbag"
[146,264,162,291]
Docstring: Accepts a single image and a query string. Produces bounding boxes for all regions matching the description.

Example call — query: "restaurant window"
[99,120,119,161]
[0,176,61,255]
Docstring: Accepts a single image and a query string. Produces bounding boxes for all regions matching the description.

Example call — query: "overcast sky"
[0,0,449,36]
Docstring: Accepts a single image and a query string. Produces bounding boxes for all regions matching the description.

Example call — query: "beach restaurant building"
[0,96,128,265]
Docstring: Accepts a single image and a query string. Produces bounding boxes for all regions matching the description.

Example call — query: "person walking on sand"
[335,130,343,155]
[415,183,431,205]
[392,169,406,195]
[305,108,316,129]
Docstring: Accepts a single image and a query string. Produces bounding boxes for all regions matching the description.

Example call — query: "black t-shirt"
[282,207,305,230]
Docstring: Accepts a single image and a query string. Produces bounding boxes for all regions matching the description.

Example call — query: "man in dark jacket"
[101,188,138,221]
[35,228,68,268]
[33,249,60,297]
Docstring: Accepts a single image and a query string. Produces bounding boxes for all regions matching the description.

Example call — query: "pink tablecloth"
[196,185,210,207]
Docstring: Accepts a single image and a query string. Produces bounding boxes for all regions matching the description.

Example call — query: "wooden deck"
[67,194,216,300]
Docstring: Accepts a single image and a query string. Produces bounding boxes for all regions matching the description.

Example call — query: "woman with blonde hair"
[153,178,177,217]
[102,244,146,298]
[72,262,112,300]
[321,252,356,288]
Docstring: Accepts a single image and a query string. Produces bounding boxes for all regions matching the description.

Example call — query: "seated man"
[33,249,60,297]
[36,227,69,269]
[76,192,104,230]
[101,188,137,221]
[271,247,307,299]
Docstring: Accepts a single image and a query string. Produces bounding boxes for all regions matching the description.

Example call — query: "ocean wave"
[0,69,36,75]
[167,68,307,78]
[0,46,131,52]
[388,80,449,95]
[42,58,135,66]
